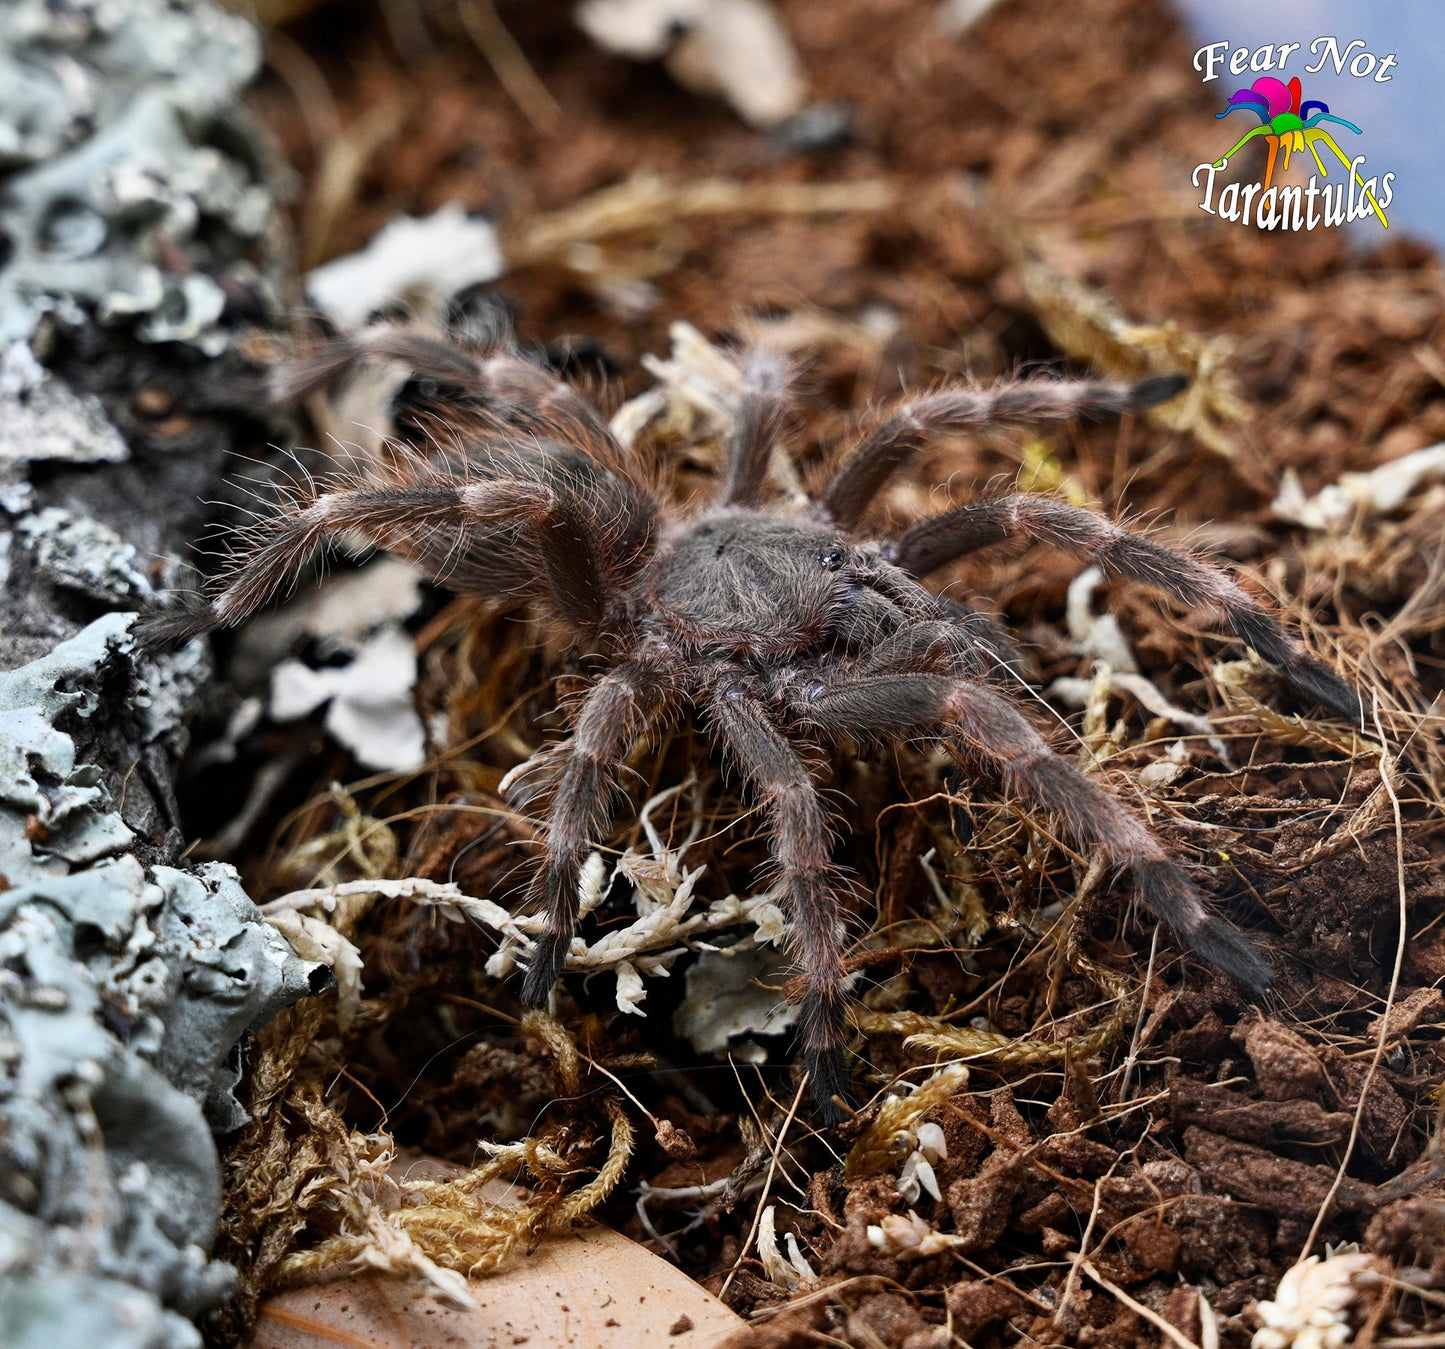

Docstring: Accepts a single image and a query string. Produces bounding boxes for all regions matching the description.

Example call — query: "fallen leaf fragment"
[270,623,426,772]
[305,204,504,330]
[251,1198,745,1348]
[576,0,806,126]
[1272,442,1445,531]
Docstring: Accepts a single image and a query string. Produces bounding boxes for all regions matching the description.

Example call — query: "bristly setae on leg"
[144,323,1364,1123]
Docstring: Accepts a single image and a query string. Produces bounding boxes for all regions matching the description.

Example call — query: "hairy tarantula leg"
[519,654,677,1006]
[719,350,789,507]
[789,671,1274,992]
[844,611,1025,683]
[708,684,853,1121]
[272,326,630,473]
[889,494,1362,722]
[142,478,607,646]
[820,373,1187,531]
[469,350,631,474]
[269,327,481,402]
[936,598,1028,679]
[841,557,1027,681]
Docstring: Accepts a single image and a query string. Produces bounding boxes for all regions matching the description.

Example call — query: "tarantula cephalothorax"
[150,325,1362,1119]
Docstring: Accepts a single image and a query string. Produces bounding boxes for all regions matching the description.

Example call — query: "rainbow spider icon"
[1213,75,1387,227]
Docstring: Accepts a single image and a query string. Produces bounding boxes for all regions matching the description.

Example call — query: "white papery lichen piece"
[1273,443,1445,531]
[896,1119,948,1205]
[1055,564,1234,763]
[1048,667,1228,761]
[472,778,788,1008]
[264,909,365,1030]
[609,321,809,508]
[1066,565,1139,673]
[265,777,786,1016]
[306,205,503,331]
[1251,1252,1385,1349]
[867,1211,967,1258]
[757,1205,814,1288]
[576,0,807,127]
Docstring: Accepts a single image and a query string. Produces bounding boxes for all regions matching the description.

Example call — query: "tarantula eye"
[819,546,845,571]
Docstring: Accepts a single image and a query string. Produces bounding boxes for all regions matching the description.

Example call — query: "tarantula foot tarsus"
[521,931,572,1009]
[153,326,1364,1121]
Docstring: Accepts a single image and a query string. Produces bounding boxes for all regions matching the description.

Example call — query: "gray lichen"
[674,945,800,1060]
[1,0,288,665]
[17,507,182,606]
[0,4,322,1343]
[0,341,129,470]
[0,613,140,880]
[0,0,276,353]
[0,616,327,1348]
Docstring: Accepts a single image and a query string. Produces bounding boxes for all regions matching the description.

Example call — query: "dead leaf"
[251,1208,744,1348]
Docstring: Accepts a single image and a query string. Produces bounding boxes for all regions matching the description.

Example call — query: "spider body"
[649,513,869,651]
[150,325,1362,1120]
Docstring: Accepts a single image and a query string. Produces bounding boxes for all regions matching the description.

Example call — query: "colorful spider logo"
[1213,75,1387,227]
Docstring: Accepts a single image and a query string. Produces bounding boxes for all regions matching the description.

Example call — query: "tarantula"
[150,324,1361,1119]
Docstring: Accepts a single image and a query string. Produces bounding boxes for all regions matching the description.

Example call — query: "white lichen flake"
[1251,1251,1386,1349]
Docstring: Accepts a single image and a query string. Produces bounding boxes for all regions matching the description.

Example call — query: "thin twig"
[263,876,465,914]
[301,98,411,268]
[720,1076,808,1300]
[505,177,898,267]
[1055,1158,1121,1326]
[1118,925,1159,1102]
[1082,1260,1203,1349]
[455,0,561,136]
[1301,748,1408,1258]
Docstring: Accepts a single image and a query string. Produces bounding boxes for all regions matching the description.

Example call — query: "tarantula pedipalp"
[150,324,1362,1120]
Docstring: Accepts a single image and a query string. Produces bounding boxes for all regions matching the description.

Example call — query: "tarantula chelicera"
[151,325,1361,1119]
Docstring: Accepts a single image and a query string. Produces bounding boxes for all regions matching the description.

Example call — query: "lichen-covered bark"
[0,3,320,1345]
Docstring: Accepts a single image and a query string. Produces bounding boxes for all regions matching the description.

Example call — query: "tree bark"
[0,4,321,1346]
